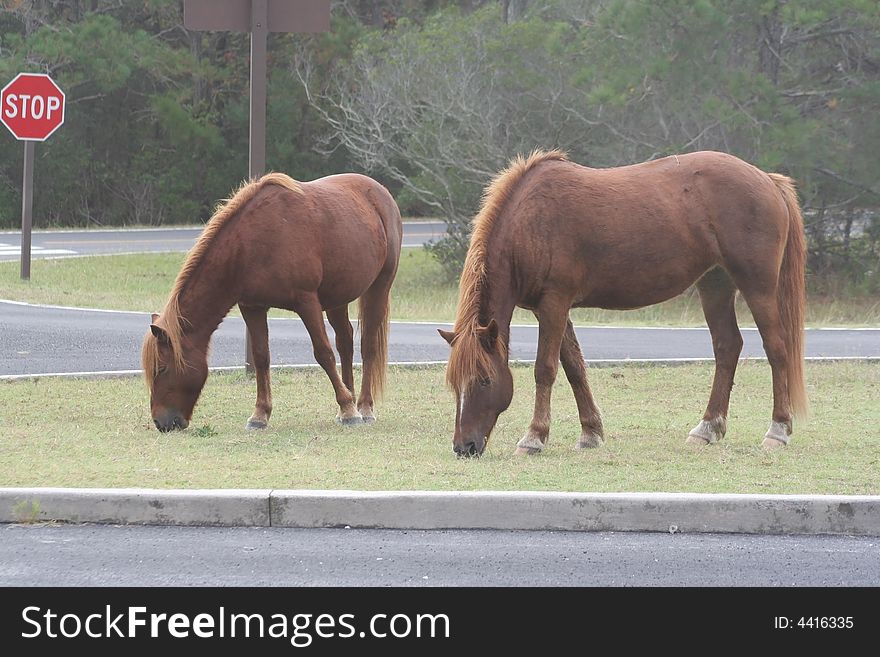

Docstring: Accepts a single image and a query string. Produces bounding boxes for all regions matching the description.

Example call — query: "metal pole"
[245,0,268,375]
[20,140,34,281]
[249,0,268,180]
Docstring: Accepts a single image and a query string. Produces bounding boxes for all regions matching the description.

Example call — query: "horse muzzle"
[453,436,486,458]
[153,412,189,432]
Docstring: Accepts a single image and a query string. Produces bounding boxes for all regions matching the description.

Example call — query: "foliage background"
[1,0,878,290]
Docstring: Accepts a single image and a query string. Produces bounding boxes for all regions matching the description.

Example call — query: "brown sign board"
[184,0,330,32]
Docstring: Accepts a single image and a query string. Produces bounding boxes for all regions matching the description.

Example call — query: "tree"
[0,2,228,227]
[0,0,876,292]
[296,5,592,276]
[296,0,880,285]
[0,1,351,228]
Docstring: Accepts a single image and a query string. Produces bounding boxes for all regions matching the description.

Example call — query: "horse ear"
[151,313,160,323]
[486,319,499,343]
[150,323,170,345]
[438,328,456,345]
[477,319,499,350]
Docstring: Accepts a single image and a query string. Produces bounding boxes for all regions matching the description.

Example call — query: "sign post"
[21,141,34,280]
[0,73,66,280]
[184,0,330,373]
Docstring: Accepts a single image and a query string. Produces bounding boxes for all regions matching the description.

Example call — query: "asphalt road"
[0,222,448,261]
[2,524,878,586]
[2,300,879,376]
[2,225,878,376]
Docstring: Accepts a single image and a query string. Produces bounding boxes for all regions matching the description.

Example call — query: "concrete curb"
[2,488,878,536]
[0,488,271,527]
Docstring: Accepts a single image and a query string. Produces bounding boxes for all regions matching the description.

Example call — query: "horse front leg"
[515,300,569,455]
[559,318,604,449]
[297,295,362,425]
[240,304,273,430]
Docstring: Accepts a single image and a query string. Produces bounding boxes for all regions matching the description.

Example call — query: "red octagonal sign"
[1,73,66,141]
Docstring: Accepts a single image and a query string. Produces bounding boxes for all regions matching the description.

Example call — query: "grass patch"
[1,361,877,493]
[2,249,879,326]
[0,251,186,313]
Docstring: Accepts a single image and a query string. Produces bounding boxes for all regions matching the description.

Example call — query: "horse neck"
[476,250,517,351]
[175,232,243,353]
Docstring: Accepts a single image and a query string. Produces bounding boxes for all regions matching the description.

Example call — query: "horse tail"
[359,183,402,402]
[769,173,809,419]
[359,287,390,399]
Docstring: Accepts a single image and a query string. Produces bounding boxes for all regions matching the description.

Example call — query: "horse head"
[440,319,513,457]
[142,312,208,432]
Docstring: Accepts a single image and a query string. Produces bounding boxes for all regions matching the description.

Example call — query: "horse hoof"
[246,420,268,430]
[687,418,725,445]
[336,415,364,426]
[360,415,376,425]
[575,434,603,449]
[762,421,790,448]
[516,433,545,454]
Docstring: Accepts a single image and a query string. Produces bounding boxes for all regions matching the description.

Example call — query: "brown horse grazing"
[142,172,402,432]
[440,150,807,457]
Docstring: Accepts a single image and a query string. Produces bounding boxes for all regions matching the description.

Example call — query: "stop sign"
[1,73,65,141]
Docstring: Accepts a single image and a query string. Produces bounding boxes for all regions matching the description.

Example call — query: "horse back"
[237,174,401,310]
[500,151,790,309]
[300,173,401,248]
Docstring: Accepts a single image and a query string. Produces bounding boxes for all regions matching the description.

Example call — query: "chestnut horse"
[440,150,807,456]
[142,172,402,432]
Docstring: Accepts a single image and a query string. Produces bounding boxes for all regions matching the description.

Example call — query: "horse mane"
[446,149,568,391]
[142,172,303,384]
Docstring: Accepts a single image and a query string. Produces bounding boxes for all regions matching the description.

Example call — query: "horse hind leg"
[240,304,273,430]
[297,295,362,425]
[559,318,604,449]
[327,306,356,396]
[739,286,794,449]
[687,268,742,446]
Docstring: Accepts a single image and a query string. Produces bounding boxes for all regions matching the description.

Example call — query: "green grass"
[0,251,186,313]
[2,248,880,326]
[1,361,877,493]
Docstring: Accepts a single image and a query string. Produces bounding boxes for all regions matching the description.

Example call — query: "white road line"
[2,356,877,382]
[0,243,76,256]
[0,227,204,235]
[0,299,148,315]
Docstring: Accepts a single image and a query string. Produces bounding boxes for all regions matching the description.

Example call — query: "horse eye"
[478,377,490,387]
[157,365,168,375]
